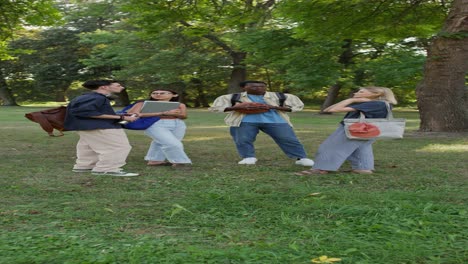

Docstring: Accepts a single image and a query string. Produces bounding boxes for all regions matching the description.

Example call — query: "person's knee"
[236,138,254,145]
[117,144,131,154]
[162,141,183,149]
[276,136,301,145]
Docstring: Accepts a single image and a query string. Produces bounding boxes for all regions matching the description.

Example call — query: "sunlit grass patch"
[416,144,468,153]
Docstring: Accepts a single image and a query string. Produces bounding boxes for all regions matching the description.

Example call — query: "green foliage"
[2,0,458,106]
[238,29,342,91]
[122,0,275,33]
[0,0,61,59]
[7,28,88,102]
[59,0,124,32]
[361,48,426,104]
[277,0,450,41]
[272,0,451,104]
[1,107,467,263]
[80,27,231,103]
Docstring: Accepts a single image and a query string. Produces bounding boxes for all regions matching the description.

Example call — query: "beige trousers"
[74,129,132,172]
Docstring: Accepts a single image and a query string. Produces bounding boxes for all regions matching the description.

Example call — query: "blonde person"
[295,86,398,175]
[127,89,192,168]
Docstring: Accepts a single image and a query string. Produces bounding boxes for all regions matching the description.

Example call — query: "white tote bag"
[343,102,406,140]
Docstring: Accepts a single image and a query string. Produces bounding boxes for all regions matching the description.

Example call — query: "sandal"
[294,169,329,176]
[147,161,172,166]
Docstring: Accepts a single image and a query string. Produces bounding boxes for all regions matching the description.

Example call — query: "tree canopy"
[1,0,466,131]
[0,0,60,59]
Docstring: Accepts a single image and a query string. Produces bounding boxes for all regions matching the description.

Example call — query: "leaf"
[169,204,192,219]
[311,255,342,263]
[104,208,115,213]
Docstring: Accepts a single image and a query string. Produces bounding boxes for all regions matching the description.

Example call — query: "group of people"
[64,80,191,177]
[64,79,398,177]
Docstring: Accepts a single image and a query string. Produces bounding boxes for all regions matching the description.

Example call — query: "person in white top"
[127,89,192,169]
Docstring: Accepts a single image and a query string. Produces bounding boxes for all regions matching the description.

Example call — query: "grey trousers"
[313,125,375,171]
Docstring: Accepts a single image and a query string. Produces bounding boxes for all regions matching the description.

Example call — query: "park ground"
[0,106,467,263]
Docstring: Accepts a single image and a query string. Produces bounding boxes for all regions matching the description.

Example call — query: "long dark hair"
[148,89,179,102]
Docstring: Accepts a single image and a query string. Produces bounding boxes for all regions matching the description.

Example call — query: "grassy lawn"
[0,106,467,264]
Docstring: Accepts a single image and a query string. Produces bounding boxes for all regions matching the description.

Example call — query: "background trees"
[0,0,60,105]
[1,0,466,131]
[0,0,60,58]
[277,0,449,111]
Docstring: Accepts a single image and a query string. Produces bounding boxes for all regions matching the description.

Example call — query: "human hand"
[233,102,270,110]
[232,102,270,114]
[269,105,291,112]
[126,114,140,122]
[118,114,139,125]
[163,109,181,116]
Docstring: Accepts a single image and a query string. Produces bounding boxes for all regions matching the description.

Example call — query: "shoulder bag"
[117,103,160,130]
[25,106,67,137]
[343,102,406,140]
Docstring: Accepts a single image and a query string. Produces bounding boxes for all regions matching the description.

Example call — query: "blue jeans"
[229,122,307,159]
[144,119,192,164]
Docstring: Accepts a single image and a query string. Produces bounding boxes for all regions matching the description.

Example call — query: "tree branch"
[178,19,235,54]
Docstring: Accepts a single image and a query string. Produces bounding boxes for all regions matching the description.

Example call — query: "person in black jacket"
[64,80,140,177]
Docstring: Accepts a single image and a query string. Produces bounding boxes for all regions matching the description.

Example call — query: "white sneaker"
[92,171,139,177]
[238,157,257,165]
[72,168,92,173]
[295,158,315,166]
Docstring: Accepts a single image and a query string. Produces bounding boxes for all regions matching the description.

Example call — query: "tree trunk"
[320,39,354,113]
[198,32,247,94]
[320,83,342,114]
[190,78,209,107]
[55,90,67,102]
[416,0,468,132]
[227,51,247,94]
[0,70,18,106]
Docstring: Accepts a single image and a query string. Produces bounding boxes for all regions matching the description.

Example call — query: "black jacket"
[64,92,122,131]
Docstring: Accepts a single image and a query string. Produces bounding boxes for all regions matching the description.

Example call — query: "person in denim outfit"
[209,80,314,166]
[126,89,192,168]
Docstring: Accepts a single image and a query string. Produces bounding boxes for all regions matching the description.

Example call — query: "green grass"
[1,106,467,264]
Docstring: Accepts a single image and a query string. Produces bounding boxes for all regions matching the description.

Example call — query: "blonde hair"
[361,86,398,105]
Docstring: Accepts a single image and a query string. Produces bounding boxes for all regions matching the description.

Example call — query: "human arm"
[160,103,187,119]
[225,102,271,112]
[208,94,234,113]
[266,93,303,112]
[323,98,372,113]
[269,105,292,112]
[125,101,166,118]
[90,114,139,122]
[126,101,187,119]
[207,94,263,112]
[69,95,139,122]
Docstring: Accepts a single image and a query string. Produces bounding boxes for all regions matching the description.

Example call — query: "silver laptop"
[140,101,180,113]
